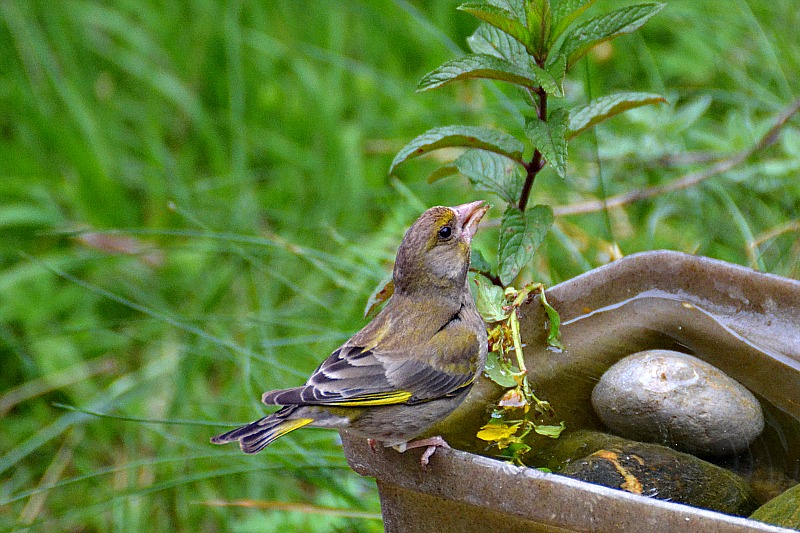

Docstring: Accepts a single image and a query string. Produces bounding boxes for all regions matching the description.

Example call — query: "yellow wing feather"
[327,390,413,406]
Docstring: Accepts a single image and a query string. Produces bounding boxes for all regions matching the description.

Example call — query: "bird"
[211,200,490,466]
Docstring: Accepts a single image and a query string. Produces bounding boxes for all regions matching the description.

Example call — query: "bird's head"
[393,200,489,297]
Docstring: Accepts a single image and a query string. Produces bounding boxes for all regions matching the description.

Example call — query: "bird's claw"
[395,436,451,468]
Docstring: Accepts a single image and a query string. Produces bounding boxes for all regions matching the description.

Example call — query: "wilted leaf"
[418,54,543,92]
[498,205,554,286]
[390,126,525,173]
[452,149,525,204]
[561,3,665,67]
[477,420,522,442]
[550,0,598,44]
[458,3,534,56]
[524,108,569,178]
[534,421,566,438]
[499,388,528,408]
[76,232,164,267]
[567,92,666,138]
[475,276,509,323]
[363,276,394,319]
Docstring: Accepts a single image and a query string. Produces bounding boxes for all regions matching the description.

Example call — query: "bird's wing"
[262,330,480,407]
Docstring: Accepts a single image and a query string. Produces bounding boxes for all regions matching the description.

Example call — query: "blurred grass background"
[1,0,798,531]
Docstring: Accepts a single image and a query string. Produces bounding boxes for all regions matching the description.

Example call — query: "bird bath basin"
[341,251,800,532]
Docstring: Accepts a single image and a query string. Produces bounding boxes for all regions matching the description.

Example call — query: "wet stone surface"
[530,430,761,516]
[750,481,800,530]
[591,350,765,456]
[553,431,758,516]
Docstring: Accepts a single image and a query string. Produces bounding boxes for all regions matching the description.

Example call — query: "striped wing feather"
[262,344,475,407]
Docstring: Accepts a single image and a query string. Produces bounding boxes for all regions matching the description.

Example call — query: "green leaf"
[525,0,552,54]
[467,23,528,68]
[504,441,532,456]
[483,352,519,387]
[567,92,666,139]
[539,289,565,349]
[475,274,509,323]
[534,421,566,438]
[530,61,563,97]
[524,108,569,178]
[550,0,598,45]
[498,205,554,285]
[453,149,525,204]
[418,54,543,92]
[562,3,665,67]
[469,249,494,276]
[462,27,561,96]
[390,126,525,173]
[458,3,535,57]
[545,53,567,93]
[486,0,527,22]
[536,54,567,98]
[427,164,460,184]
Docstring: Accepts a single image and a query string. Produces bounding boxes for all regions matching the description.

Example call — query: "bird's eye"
[438,226,453,240]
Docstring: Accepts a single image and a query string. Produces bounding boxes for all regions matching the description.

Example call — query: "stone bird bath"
[341,251,800,532]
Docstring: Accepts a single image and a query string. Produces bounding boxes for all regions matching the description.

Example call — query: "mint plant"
[390,0,666,462]
[391,0,665,287]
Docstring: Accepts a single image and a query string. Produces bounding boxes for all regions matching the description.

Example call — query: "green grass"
[1,0,798,531]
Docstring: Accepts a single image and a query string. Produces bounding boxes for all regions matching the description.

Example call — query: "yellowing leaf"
[477,421,522,442]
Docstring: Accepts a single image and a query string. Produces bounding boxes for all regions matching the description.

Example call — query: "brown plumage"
[211,201,489,464]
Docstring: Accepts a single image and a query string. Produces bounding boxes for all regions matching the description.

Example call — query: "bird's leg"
[367,438,378,452]
[394,436,450,467]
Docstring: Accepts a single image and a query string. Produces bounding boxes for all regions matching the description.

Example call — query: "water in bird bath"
[436,288,800,512]
[526,292,798,486]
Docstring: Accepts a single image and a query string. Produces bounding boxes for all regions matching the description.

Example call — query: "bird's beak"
[452,200,489,243]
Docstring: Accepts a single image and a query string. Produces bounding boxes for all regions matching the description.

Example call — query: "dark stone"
[539,430,758,516]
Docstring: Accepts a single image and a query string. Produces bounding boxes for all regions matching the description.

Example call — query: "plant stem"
[476,270,503,287]
[518,87,548,211]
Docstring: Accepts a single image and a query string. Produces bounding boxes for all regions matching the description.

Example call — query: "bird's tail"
[211,409,313,454]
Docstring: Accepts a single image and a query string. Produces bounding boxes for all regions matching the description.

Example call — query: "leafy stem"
[475,281,564,463]
[388,0,667,461]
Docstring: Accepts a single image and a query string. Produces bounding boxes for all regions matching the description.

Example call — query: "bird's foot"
[367,438,378,452]
[394,436,450,467]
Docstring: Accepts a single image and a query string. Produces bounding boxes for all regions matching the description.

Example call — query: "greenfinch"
[211,200,489,465]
